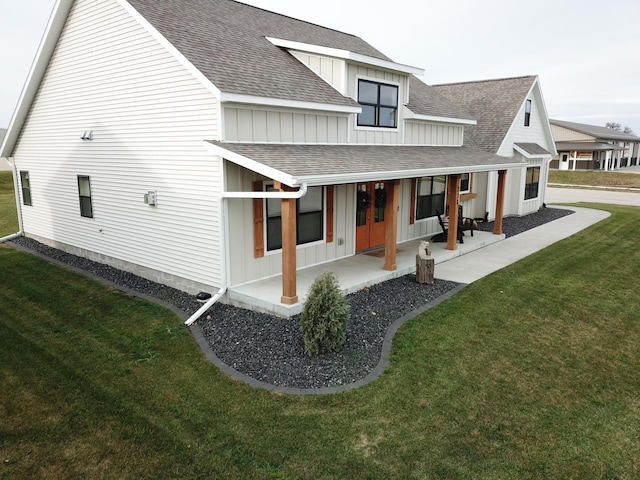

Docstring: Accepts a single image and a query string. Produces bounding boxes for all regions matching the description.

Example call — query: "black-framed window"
[460,173,471,193]
[357,79,398,128]
[77,175,94,218]
[524,167,540,200]
[416,176,446,220]
[20,171,32,206]
[524,99,532,127]
[266,186,324,251]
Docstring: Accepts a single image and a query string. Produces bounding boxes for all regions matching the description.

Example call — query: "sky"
[1,0,639,134]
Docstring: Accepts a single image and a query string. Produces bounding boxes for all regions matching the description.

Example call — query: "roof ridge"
[432,75,536,88]
[231,0,360,39]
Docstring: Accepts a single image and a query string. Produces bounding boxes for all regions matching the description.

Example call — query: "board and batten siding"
[13,0,222,293]
[290,51,346,95]
[404,122,464,146]
[223,106,349,143]
[225,162,354,286]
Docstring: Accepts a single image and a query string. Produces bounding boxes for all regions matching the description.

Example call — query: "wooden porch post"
[493,170,507,235]
[275,182,298,305]
[446,174,461,251]
[383,180,399,271]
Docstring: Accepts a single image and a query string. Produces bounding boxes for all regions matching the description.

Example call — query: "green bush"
[300,271,350,357]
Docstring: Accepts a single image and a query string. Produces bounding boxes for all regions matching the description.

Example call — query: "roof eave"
[220,92,360,114]
[1,0,73,158]
[266,37,425,76]
[403,108,477,126]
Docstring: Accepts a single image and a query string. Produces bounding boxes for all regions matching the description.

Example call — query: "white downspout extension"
[0,157,24,243]
[184,183,308,326]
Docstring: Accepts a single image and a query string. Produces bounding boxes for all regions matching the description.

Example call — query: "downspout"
[184,183,308,326]
[0,158,24,243]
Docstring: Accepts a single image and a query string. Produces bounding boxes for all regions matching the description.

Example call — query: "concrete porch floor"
[227,229,504,317]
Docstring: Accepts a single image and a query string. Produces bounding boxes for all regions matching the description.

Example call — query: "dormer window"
[524,99,532,127]
[357,79,398,128]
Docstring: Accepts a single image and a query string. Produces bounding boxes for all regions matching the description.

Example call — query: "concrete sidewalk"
[435,206,610,284]
[546,187,640,207]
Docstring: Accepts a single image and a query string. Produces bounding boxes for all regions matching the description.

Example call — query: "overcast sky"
[1,0,639,134]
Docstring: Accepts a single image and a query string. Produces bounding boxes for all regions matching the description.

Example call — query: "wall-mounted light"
[80,130,93,140]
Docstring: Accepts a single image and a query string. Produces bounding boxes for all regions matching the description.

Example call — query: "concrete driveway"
[546,187,640,207]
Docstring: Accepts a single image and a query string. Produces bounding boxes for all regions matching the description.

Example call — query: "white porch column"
[572,151,577,171]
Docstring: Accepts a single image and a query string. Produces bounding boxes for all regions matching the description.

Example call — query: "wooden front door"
[355,181,388,252]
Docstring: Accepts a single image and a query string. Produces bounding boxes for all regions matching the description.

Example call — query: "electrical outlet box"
[144,191,157,206]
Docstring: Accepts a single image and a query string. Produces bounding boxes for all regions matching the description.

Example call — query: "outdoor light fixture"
[80,130,93,140]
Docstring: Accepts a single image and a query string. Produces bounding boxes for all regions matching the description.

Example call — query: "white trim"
[203,141,295,186]
[266,37,425,76]
[403,108,477,126]
[220,92,360,114]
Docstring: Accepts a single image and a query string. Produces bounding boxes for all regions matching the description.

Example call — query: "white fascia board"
[293,162,525,187]
[266,37,425,76]
[220,92,361,114]
[531,77,559,155]
[403,107,477,126]
[117,0,221,98]
[1,0,73,158]
[203,141,295,187]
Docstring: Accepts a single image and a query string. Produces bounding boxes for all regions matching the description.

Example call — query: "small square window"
[20,171,32,206]
[77,175,94,218]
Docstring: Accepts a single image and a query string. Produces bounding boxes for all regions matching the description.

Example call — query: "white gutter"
[0,158,24,243]
[184,183,308,326]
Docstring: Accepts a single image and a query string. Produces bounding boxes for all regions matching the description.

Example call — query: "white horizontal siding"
[13,0,222,292]
[550,124,594,142]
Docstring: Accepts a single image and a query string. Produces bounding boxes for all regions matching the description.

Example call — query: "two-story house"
[1,0,555,317]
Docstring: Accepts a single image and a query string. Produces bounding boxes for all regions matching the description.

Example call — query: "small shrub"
[300,271,350,357]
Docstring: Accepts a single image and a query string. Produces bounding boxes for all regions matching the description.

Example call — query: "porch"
[227,229,504,317]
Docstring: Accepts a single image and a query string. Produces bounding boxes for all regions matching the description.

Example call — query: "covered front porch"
[228,228,504,317]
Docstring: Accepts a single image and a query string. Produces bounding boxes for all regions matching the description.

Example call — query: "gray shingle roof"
[514,143,550,156]
[209,141,522,185]
[556,141,621,152]
[433,76,537,153]
[550,119,640,142]
[126,0,470,119]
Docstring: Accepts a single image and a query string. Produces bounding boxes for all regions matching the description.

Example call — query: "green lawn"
[0,171,19,237]
[549,169,640,189]
[2,204,640,479]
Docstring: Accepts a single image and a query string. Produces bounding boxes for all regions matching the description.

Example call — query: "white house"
[433,76,556,219]
[550,119,640,171]
[0,0,555,317]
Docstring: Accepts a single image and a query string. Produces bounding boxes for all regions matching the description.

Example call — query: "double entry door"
[355,181,388,252]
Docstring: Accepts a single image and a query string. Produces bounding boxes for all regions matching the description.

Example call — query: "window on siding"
[20,171,32,206]
[416,176,446,220]
[524,167,540,200]
[524,99,532,127]
[460,173,471,193]
[266,186,324,251]
[77,175,94,218]
[357,79,398,128]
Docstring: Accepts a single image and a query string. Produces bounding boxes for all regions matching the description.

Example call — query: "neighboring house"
[433,76,556,219]
[0,129,8,171]
[0,0,554,315]
[550,119,640,171]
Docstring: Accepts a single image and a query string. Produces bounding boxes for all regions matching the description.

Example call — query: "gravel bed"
[8,206,573,390]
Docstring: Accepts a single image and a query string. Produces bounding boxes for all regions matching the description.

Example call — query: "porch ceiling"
[206,141,524,187]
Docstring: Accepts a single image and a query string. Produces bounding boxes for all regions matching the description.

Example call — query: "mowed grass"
[549,169,640,189]
[0,171,19,236]
[2,197,640,477]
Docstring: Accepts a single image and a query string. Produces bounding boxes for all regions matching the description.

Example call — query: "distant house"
[550,120,640,171]
[433,76,555,219]
[0,0,556,315]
